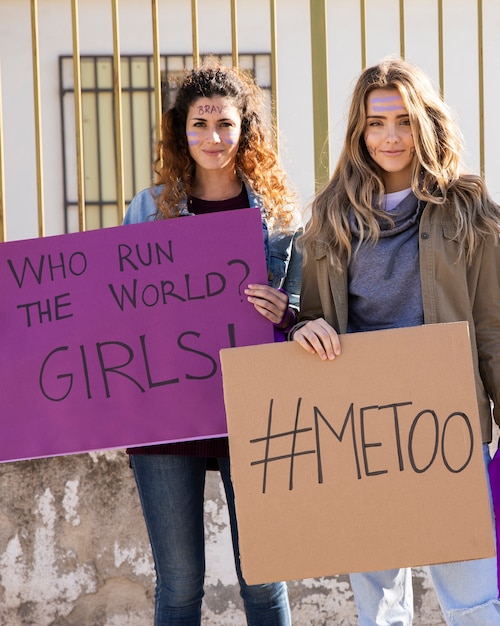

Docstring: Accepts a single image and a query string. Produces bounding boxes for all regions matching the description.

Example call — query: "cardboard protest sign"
[0,208,273,462]
[220,322,495,583]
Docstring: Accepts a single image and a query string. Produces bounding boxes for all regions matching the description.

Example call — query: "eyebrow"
[366,112,409,119]
[189,116,234,122]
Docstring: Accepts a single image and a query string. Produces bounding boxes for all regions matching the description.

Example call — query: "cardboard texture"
[220,322,495,584]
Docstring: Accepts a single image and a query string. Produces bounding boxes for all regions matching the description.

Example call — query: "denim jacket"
[123,181,302,310]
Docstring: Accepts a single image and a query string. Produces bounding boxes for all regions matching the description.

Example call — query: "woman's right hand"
[293,319,342,361]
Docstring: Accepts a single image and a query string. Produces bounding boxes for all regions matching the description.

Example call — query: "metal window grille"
[60,53,272,233]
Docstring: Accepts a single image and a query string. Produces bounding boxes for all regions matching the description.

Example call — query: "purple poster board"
[0,208,273,462]
[488,446,500,595]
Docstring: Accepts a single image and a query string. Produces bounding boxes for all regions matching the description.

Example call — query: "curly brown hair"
[151,61,297,230]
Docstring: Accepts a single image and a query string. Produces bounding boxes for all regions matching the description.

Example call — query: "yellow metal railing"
[30,0,45,238]
[0,0,493,240]
[310,0,330,188]
[191,0,200,69]
[477,0,485,176]
[231,0,239,68]
[71,0,86,232]
[151,0,163,151]
[111,0,126,221]
[269,0,279,153]
[438,0,445,94]
[0,66,5,243]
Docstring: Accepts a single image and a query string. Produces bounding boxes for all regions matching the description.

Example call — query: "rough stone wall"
[0,449,450,625]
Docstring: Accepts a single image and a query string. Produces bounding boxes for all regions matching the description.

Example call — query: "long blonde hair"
[301,56,500,266]
[152,61,297,231]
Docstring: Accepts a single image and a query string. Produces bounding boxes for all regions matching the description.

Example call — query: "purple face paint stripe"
[371,95,402,103]
[187,130,200,146]
[372,104,406,111]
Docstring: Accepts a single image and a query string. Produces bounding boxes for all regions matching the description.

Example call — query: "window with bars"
[60,53,272,233]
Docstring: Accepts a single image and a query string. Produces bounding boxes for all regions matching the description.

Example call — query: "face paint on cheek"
[225,130,239,145]
[187,131,200,146]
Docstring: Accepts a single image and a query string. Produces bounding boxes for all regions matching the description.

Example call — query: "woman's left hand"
[244,283,289,325]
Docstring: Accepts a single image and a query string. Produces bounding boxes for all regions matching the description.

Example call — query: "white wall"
[0,0,314,240]
[2,0,500,241]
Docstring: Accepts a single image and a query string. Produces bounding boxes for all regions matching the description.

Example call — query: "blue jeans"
[130,453,291,626]
[349,444,500,625]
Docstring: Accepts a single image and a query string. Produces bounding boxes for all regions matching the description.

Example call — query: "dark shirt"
[127,186,250,464]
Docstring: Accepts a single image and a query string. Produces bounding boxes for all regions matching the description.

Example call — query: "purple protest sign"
[0,208,273,462]
[488,446,500,595]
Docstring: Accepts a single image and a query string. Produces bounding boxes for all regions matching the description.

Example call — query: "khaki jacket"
[296,200,500,442]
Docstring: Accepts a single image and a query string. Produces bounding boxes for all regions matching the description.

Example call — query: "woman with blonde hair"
[292,56,500,625]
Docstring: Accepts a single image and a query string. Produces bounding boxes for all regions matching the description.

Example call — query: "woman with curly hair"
[123,61,300,625]
[292,56,500,625]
